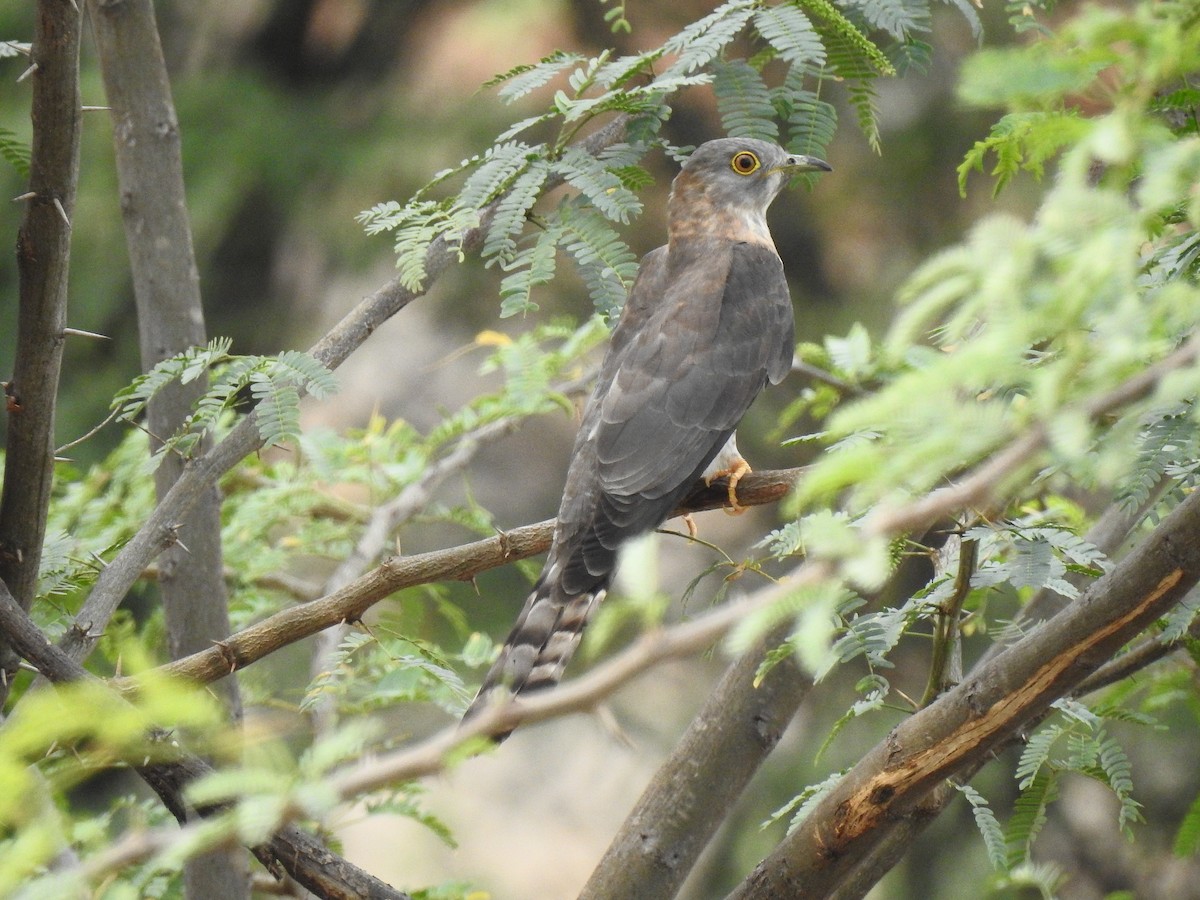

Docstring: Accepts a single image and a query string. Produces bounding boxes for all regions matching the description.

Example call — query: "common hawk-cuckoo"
[465,138,829,726]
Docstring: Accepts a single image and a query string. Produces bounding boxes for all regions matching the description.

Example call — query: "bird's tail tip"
[460,584,607,737]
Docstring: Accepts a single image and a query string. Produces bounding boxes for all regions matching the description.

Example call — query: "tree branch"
[0,0,82,683]
[310,415,528,735]
[816,483,1178,900]
[330,562,836,796]
[578,622,813,900]
[862,333,1200,540]
[127,467,803,689]
[728,483,1200,898]
[86,1,245,890]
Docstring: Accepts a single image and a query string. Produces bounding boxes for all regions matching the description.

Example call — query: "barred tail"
[463,568,608,726]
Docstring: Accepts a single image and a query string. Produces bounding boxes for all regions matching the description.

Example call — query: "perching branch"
[309,414,528,734]
[59,114,634,668]
[127,466,803,690]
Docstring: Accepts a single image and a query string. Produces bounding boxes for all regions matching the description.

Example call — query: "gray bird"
[465,138,830,728]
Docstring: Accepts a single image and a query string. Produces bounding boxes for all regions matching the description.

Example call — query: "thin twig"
[921,535,976,706]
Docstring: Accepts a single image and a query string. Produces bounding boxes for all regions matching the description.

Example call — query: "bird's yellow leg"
[705,459,752,515]
[682,513,699,539]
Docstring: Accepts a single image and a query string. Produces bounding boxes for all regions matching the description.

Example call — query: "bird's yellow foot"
[705,458,752,515]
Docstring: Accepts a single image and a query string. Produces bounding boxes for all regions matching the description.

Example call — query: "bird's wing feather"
[595,240,794,499]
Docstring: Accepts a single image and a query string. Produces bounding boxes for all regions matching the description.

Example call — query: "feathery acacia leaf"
[0,125,29,177]
[846,0,931,41]
[499,222,562,318]
[713,59,780,141]
[482,159,551,263]
[556,199,639,318]
[663,0,757,76]
[485,51,586,102]
[1006,767,1058,869]
[754,4,826,68]
[958,785,1009,872]
[552,145,643,224]
[459,142,539,211]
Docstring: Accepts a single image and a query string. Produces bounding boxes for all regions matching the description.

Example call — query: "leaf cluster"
[361,0,966,322]
[112,339,338,462]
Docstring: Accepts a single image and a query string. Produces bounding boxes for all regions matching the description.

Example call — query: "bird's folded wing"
[595,241,795,501]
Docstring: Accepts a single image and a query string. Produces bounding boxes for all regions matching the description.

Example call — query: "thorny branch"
[0,0,82,691]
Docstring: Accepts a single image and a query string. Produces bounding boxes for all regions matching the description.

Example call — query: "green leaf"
[1174,791,1200,856]
[958,45,1107,109]
[958,784,1008,872]
[1006,766,1058,868]
[754,4,825,67]
[712,59,779,141]
[552,145,643,224]
[0,125,29,178]
[556,198,639,318]
[484,51,586,102]
[498,221,561,317]
[459,141,539,210]
[482,159,551,263]
[662,0,757,76]
[779,76,838,160]
[850,0,931,41]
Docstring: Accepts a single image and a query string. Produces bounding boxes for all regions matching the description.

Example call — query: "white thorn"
[81,105,110,112]
[63,327,110,341]
[52,197,70,229]
[16,62,37,83]
[11,192,36,203]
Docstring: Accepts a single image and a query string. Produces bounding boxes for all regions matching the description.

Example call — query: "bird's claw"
[705,459,751,515]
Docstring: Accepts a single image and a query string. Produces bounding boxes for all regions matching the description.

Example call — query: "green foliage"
[957,111,1087,197]
[0,671,225,896]
[554,197,640,319]
[0,124,29,178]
[754,4,826,68]
[484,50,586,102]
[357,198,482,292]
[958,783,1008,872]
[111,339,337,461]
[713,59,780,141]
[1175,791,1200,856]
[763,769,847,835]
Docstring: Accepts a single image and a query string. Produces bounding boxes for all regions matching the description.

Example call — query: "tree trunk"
[87,1,246,895]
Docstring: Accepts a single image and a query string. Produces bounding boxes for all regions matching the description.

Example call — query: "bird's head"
[668,138,831,244]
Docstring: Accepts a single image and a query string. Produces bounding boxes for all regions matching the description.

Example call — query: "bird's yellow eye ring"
[730,151,761,175]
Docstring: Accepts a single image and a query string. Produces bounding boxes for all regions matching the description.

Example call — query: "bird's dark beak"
[781,154,832,174]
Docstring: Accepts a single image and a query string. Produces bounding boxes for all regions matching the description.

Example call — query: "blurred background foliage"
[7,1,1198,898]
